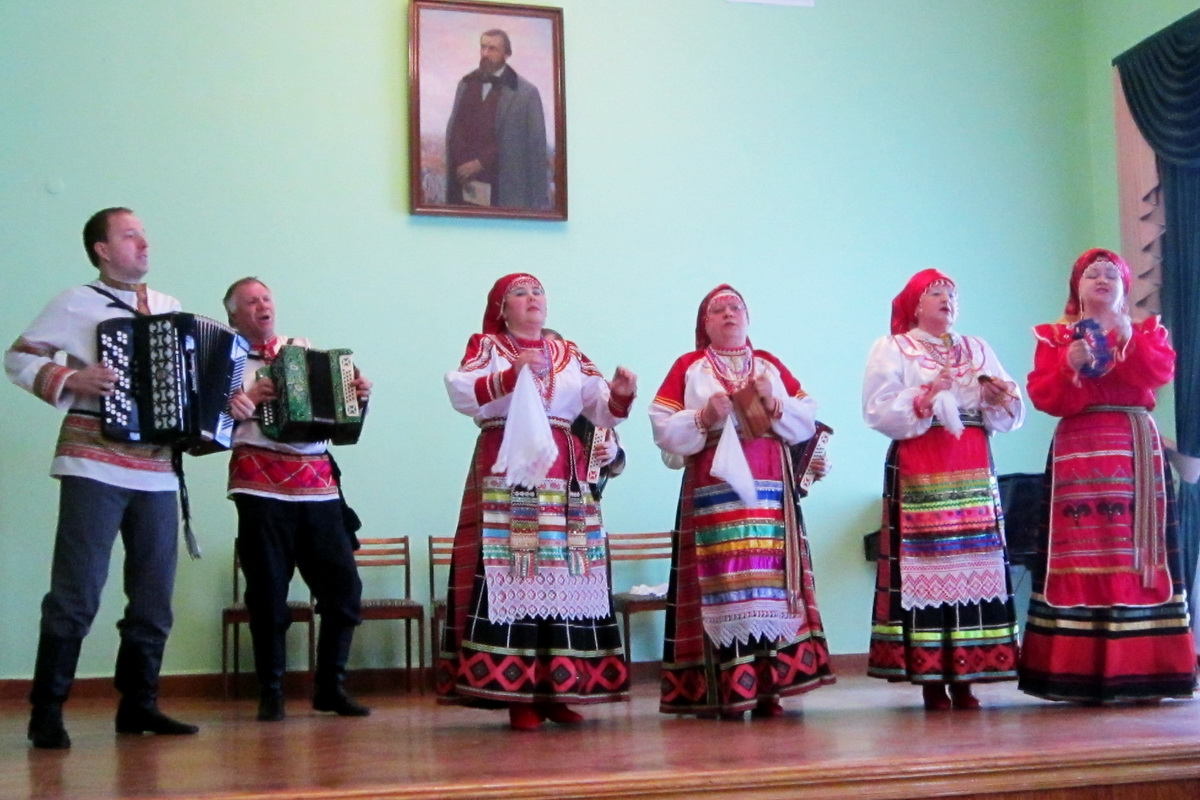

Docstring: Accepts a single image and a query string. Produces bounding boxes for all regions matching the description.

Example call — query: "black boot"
[312,625,370,717]
[27,634,82,749]
[113,639,199,736]
[251,625,287,722]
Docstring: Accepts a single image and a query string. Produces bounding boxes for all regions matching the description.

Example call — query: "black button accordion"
[258,344,364,445]
[97,312,250,449]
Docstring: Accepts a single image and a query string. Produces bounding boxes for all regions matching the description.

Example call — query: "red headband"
[891,268,955,335]
[482,273,543,335]
[695,284,751,349]
[1064,248,1131,317]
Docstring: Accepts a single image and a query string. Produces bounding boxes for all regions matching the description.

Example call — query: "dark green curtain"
[1114,9,1200,591]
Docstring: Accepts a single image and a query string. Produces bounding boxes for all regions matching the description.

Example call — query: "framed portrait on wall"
[409,0,566,221]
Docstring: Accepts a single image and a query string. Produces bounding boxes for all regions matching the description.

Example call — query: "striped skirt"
[660,436,834,715]
[867,426,1020,684]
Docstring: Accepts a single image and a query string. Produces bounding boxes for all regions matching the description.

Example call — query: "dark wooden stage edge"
[3,655,1200,800]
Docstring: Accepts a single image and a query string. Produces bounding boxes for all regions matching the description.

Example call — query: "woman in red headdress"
[863,269,1025,710]
[439,274,638,730]
[649,285,835,719]
[1019,249,1195,703]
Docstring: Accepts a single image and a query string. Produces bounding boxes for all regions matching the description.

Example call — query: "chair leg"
[417,617,426,696]
[221,623,230,701]
[232,623,241,699]
[431,610,444,692]
[404,620,412,693]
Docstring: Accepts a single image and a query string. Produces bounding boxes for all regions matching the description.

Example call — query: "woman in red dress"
[1019,248,1196,703]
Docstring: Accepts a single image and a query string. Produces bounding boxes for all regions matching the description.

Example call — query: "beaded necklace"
[505,333,556,409]
[914,331,964,370]
[705,344,754,392]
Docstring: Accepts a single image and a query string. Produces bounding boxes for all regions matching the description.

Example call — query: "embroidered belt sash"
[56,411,174,472]
[227,445,336,497]
[895,425,1008,610]
[1043,406,1170,608]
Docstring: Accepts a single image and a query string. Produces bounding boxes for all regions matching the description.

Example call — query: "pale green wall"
[0,0,1190,681]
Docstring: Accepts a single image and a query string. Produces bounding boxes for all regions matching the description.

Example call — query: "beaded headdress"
[695,284,750,350]
[1064,248,1131,318]
[891,269,955,335]
[483,273,543,335]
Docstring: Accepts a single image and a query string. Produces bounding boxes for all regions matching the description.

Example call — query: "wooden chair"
[220,550,315,699]
[427,536,455,683]
[354,537,426,693]
[607,531,675,668]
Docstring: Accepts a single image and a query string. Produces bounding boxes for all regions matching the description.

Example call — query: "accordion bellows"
[258,345,364,445]
[98,312,249,449]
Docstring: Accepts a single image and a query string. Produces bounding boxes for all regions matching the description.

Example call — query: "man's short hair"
[223,276,268,319]
[483,29,512,56]
[82,207,133,268]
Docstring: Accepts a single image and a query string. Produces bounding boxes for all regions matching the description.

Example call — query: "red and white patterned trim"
[54,413,174,473]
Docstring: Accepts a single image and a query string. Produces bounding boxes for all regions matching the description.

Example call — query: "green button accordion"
[257,345,364,445]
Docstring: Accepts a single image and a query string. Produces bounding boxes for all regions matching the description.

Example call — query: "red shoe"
[949,683,980,711]
[537,702,583,725]
[922,683,951,711]
[508,704,544,731]
[751,698,785,718]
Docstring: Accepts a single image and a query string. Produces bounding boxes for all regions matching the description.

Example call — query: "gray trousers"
[40,476,178,646]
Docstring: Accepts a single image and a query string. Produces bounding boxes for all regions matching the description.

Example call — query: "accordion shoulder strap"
[86,284,142,316]
[170,449,203,560]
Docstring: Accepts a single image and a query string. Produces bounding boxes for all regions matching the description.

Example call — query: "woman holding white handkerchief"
[440,273,637,731]
[862,268,1024,711]
[649,284,835,720]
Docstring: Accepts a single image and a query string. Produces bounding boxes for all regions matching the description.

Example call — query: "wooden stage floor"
[4,663,1200,800]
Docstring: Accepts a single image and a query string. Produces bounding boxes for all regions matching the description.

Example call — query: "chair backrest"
[354,537,413,600]
[428,536,455,600]
[606,531,674,562]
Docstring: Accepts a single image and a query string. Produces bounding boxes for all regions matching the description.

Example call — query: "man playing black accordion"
[6,207,199,749]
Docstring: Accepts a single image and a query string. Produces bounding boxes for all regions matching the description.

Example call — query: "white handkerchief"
[492,367,558,486]
[710,416,758,507]
[932,391,964,438]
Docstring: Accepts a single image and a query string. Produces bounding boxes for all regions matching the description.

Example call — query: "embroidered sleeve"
[474,368,517,406]
[862,335,934,441]
[1109,316,1175,390]
[446,334,512,417]
[756,350,816,445]
[6,335,75,409]
[574,343,632,427]
[649,353,709,457]
[1026,324,1090,418]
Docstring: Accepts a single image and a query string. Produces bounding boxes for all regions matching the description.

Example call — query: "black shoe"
[312,688,370,717]
[28,704,71,749]
[115,703,200,735]
[257,693,285,722]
